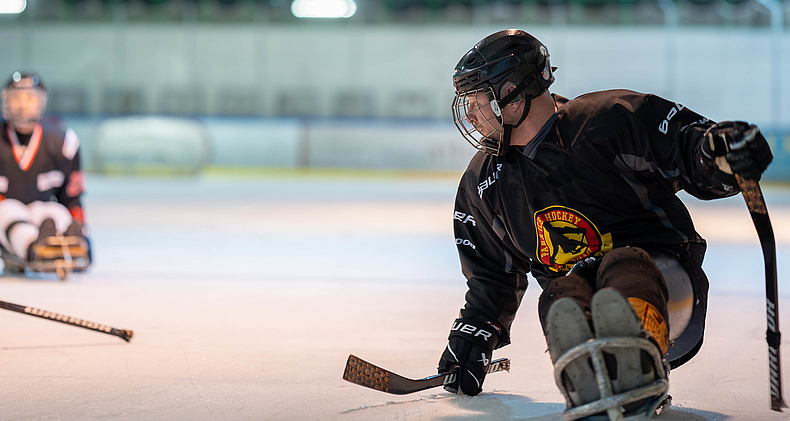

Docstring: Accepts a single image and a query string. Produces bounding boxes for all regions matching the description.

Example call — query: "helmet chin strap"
[497,97,531,156]
[513,97,531,128]
[495,77,534,156]
[497,124,513,156]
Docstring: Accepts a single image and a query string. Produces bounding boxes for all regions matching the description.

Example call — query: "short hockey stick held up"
[735,175,787,411]
[342,354,510,395]
[0,299,133,342]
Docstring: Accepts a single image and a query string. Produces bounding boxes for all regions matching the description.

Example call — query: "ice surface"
[0,174,789,420]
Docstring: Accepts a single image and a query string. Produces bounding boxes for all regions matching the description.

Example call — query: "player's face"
[452,87,505,151]
[6,88,43,122]
[462,90,501,138]
[2,84,46,133]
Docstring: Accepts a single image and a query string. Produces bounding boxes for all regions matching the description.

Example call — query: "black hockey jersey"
[453,89,737,355]
[0,122,85,222]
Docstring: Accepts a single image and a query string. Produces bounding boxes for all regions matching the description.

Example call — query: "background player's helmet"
[452,29,555,156]
[2,72,48,129]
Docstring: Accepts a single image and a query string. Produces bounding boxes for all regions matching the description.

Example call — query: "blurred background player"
[0,71,90,273]
[437,29,772,419]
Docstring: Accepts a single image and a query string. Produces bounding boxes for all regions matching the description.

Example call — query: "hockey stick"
[0,299,133,342]
[342,354,510,395]
[735,174,787,411]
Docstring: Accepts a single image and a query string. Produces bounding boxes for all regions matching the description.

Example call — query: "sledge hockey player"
[0,72,91,279]
[437,29,772,419]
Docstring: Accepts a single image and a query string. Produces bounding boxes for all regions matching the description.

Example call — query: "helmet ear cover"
[497,74,531,110]
[498,71,542,129]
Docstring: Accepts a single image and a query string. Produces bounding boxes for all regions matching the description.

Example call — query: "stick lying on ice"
[0,299,134,342]
[342,354,510,395]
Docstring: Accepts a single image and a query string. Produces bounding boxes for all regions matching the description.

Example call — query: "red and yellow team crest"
[534,206,613,272]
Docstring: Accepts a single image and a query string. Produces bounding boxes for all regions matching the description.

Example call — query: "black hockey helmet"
[2,71,48,129]
[451,29,555,156]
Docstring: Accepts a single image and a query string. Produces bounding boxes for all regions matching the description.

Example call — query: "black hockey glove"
[438,316,501,396]
[701,121,772,181]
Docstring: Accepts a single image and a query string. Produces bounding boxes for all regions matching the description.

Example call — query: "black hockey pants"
[537,246,669,334]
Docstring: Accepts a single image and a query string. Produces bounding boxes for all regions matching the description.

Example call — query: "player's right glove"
[438,316,501,396]
[701,121,773,181]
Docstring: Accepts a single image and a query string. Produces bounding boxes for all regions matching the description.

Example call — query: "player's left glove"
[438,316,501,396]
[702,121,773,181]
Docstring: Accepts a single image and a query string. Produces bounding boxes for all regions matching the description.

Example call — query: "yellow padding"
[627,297,669,355]
[32,244,88,260]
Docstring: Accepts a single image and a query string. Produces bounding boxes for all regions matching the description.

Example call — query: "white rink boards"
[0,173,789,420]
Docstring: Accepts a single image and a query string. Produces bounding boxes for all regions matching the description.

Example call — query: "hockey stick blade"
[736,175,787,411]
[342,354,510,395]
[0,299,134,342]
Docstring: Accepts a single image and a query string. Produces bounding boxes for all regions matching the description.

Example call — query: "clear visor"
[2,86,47,128]
[452,87,504,155]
